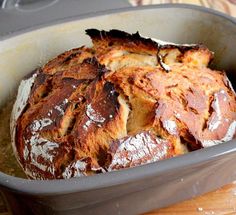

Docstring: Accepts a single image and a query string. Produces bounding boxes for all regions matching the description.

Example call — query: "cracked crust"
[12,29,236,179]
[86,29,213,72]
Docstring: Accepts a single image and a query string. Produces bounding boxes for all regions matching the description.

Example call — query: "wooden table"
[129,0,236,18]
[1,182,236,214]
[146,183,236,214]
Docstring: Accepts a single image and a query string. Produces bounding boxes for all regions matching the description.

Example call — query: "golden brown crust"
[12,29,236,179]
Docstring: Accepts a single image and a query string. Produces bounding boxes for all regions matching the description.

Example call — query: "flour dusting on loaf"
[11,29,236,179]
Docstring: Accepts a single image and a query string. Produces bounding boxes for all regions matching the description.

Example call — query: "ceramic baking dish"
[1,3,236,215]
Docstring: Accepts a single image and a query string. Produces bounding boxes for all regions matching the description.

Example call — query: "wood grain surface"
[1,0,236,214]
[145,182,236,215]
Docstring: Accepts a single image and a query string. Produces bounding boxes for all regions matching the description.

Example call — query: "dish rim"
[1,3,236,40]
[0,3,236,195]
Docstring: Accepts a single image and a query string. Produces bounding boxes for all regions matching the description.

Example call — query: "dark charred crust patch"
[180,134,202,151]
[29,73,53,105]
[23,68,41,80]
[104,82,120,104]
[33,71,49,86]
[84,81,120,124]
[86,29,158,49]
[160,43,206,53]
[82,57,108,77]
[63,51,82,63]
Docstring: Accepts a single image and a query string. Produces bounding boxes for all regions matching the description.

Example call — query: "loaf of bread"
[11,29,236,179]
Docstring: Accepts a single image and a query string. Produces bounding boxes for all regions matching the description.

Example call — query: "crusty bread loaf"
[11,29,236,179]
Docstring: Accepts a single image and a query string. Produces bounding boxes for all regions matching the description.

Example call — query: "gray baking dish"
[1,3,236,215]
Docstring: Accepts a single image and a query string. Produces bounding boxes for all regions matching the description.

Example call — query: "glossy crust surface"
[11,29,236,179]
